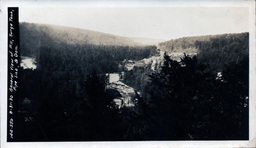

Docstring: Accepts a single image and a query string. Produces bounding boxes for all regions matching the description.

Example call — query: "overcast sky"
[19,7,249,40]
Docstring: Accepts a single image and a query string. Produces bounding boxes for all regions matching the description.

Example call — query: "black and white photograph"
[0,0,255,147]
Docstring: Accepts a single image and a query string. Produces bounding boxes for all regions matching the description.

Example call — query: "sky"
[19,7,249,40]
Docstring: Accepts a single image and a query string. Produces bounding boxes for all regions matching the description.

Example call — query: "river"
[20,56,37,70]
[106,73,135,108]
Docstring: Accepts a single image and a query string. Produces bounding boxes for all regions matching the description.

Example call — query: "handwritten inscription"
[9,95,13,115]
[9,9,14,38]
[8,8,19,140]
[9,118,14,139]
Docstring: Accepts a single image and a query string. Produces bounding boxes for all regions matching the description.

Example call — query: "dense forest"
[16,44,158,141]
[122,53,249,140]
[14,23,249,141]
[123,33,249,139]
[158,33,249,72]
[36,44,158,73]
[144,53,248,139]
[124,33,249,95]
[16,53,249,141]
[19,22,143,57]
[16,29,158,141]
[196,33,249,72]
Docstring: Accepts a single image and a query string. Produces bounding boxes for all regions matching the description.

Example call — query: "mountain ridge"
[158,32,249,53]
[20,22,167,57]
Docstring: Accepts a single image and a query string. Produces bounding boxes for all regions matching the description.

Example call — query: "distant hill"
[19,22,159,73]
[159,33,249,72]
[131,37,165,46]
[19,22,143,57]
[158,33,248,53]
[158,35,213,53]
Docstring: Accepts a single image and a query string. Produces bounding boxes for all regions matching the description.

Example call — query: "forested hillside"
[19,22,158,74]
[124,33,249,94]
[16,22,249,141]
[159,35,212,53]
[17,23,159,141]
[196,33,249,71]
[143,54,249,140]
[158,33,249,72]
[122,33,249,140]
[19,22,144,57]
[36,44,158,74]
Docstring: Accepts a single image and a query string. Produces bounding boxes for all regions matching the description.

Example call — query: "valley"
[17,22,249,141]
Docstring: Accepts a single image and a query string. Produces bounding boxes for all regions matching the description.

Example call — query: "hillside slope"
[19,22,142,56]
[159,33,248,53]
[158,33,249,71]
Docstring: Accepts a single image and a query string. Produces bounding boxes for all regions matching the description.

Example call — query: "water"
[106,73,135,108]
[20,57,37,70]
[108,73,120,83]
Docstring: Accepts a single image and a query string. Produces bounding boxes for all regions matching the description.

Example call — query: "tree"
[146,53,215,139]
[144,53,249,140]
[210,56,249,139]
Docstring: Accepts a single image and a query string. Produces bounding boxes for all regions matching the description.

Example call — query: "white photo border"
[0,0,255,147]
